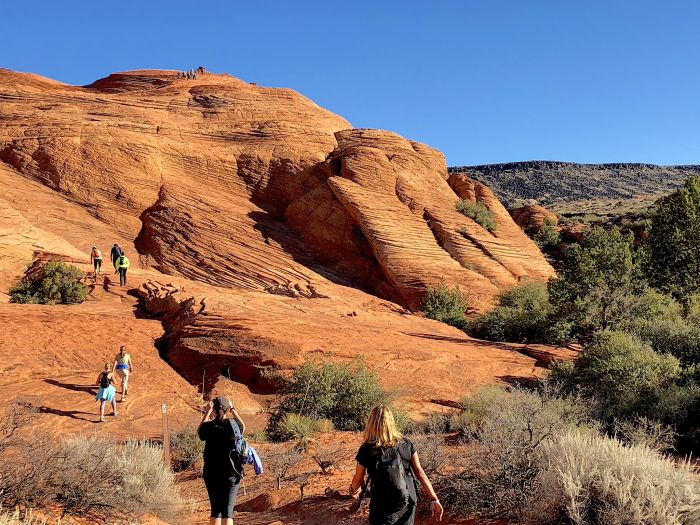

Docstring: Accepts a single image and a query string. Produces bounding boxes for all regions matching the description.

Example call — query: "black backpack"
[228,419,248,477]
[370,445,412,509]
[99,372,110,389]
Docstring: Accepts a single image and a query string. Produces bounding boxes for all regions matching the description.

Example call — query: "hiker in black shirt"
[198,396,246,525]
[351,405,443,524]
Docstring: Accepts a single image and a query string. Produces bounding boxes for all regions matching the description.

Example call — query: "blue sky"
[2,1,699,166]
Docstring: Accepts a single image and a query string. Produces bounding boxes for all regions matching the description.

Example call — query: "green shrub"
[467,281,561,343]
[632,317,700,366]
[654,380,700,453]
[534,217,560,248]
[9,261,87,305]
[248,428,268,443]
[540,431,700,525]
[313,418,334,433]
[170,426,204,471]
[551,331,682,421]
[421,280,468,329]
[613,416,677,453]
[456,200,496,232]
[268,359,387,437]
[451,384,504,440]
[278,413,317,451]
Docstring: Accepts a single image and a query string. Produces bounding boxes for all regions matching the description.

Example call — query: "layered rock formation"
[0,68,553,311]
[0,67,562,413]
[511,204,559,233]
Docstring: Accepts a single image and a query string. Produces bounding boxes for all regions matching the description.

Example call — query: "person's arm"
[112,358,117,374]
[350,462,366,497]
[127,355,134,373]
[231,408,245,434]
[410,452,444,521]
[198,401,214,440]
[96,373,102,385]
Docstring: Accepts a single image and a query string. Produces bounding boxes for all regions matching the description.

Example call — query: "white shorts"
[115,368,129,389]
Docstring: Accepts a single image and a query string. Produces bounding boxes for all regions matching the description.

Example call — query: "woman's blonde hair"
[363,405,402,447]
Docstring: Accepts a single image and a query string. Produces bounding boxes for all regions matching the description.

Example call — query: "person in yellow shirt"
[115,252,130,286]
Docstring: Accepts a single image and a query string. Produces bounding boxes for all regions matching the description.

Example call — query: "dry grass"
[541,431,700,525]
[0,434,188,523]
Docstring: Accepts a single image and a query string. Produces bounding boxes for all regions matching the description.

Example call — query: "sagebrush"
[0,434,187,523]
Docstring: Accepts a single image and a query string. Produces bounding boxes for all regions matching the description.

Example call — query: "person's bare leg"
[112,400,118,416]
[99,400,105,422]
[224,518,233,525]
[209,518,221,525]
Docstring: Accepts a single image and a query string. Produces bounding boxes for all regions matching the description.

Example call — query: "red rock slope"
[0,68,566,421]
[0,68,553,310]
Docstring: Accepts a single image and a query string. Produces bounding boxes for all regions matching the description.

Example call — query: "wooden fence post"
[162,403,170,469]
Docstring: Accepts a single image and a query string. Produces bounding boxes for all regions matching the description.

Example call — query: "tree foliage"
[645,176,700,302]
[9,261,87,304]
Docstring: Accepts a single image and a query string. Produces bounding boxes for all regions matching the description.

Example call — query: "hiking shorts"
[204,475,240,519]
[93,258,102,270]
[115,368,129,390]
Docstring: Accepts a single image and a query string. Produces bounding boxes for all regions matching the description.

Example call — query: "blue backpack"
[228,419,248,476]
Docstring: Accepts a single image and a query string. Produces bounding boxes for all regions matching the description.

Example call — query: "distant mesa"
[449,161,700,215]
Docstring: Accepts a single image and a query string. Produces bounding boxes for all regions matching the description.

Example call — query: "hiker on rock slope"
[112,345,133,401]
[351,405,443,524]
[95,362,118,422]
[115,251,130,286]
[110,243,122,269]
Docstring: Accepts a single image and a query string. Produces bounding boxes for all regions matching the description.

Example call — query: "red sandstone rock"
[510,204,559,232]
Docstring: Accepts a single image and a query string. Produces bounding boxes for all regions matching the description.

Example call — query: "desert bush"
[633,317,700,366]
[313,418,334,433]
[440,386,591,519]
[248,428,268,443]
[170,426,204,471]
[534,217,560,248]
[540,431,700,525]
[0,509,46,525]
[408,434,446,476]
[0,434,186,523]
[466,281,561,343]
[456,200,496,231]
[547,226,661,340]
[421,280,468,329]
[451,384,504,440]
[551,331,682,422]
[268,359,387,437]
[9,261,87,305]
[613,416,677,453]
[311,442,342,474]
[654,379,700,453]
[266,446,302,490]
[278,413,317,451]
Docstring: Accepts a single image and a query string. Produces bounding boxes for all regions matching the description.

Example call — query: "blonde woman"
[351,405,443,524]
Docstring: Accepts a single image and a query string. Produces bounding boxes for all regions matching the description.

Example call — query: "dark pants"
[369,501,416,525]
[118,268,127,286]
[93,258,102,271]
[204,475,240,519]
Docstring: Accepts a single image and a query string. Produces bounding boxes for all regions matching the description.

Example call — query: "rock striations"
[0,68,560,412]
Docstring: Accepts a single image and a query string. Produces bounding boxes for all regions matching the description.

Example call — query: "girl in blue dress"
[95,362,118,422]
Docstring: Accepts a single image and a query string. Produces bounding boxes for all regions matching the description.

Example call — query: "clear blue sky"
[2,1,699,166]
